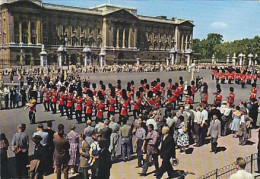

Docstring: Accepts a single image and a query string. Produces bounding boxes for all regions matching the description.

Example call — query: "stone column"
[28,20,32,44]
[102,18,107,47]
[187,53,191,66]
[8,13,15,44]
[189,34,193,49]
[36,19,41,44]
[185,35,188,51]
[166,58,169,66]
[171,54,175,65]
[134,28,137,48]
[19,21,22,44]
[128,28,132,48]
[174,26,179,50]
[181,35,184,52]
[116,28,120,48]
[122,28,126,48]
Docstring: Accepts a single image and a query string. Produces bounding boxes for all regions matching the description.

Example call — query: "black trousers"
[221,117,229,136]
[107,111,115,120]
[133,109,140,120]
[136,139,144,167]
[50,102,56,114]
[211,137,218,152]
[15,151,28,179]
[156,158,174,178]
[29,111,36,124]
[66,106,73,119]
[44,101,50,111]
[59,105,64,116]
[142,153,159,174]
[85,113,92,121]
[194,123,203,146]
[76,110,82,123]
[4,95,9,109]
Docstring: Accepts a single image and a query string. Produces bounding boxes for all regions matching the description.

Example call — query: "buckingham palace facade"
[0,0,194,67]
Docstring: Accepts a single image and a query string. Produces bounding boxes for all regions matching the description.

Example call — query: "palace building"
[0,0,194,67]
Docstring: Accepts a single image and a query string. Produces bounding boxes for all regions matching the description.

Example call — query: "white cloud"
[210,22,228,29]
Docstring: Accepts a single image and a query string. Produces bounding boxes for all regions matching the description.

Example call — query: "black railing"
[198,153,258,179]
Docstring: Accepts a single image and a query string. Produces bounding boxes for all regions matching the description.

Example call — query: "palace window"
[31,35,37,44]
[80,37,85,46]
[71,37,77,46]
[43,37,48,45]
[81,26,85,34]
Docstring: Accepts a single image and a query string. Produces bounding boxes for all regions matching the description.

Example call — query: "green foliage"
[193,34,260,60]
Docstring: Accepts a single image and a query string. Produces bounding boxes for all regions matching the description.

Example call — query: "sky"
[43,0,260,42]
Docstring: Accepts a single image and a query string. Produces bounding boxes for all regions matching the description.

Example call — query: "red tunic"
[120,100,128,116]
[214,94,222,104]
[58,94,65,105]
[191,85,196,95]
[134,98,141,110]
[51,91,57,103]
[67,95,73,107]
[44,91,50,101]
[75,98,83,111]
[96,102,105,118]
[228,92,235,104]
[185,96,193,104]
[108,98,116,112]
[85,99,93,114]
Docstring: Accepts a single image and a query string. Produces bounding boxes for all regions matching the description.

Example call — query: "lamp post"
[255,54,258,66]
[248,53,253,67]
[169,48,176,65]
[99,48,106,68]
[226,54,230,64]
[190,63,195,81]
[232,53,237,66]
[238,53,243,67]
[136,58,140,66]
[212,54,215,65]
[83,46,91,67]
[185,48,192,67]
[57,32,68,68]
[40,44,47,68]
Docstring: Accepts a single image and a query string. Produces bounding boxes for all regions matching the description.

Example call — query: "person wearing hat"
[27,97,37,124]
[227,87,235,106]
[11,124,29,179]
[30,135,47,179]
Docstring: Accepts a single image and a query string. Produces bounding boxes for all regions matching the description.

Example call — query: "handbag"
[236,129,243,137]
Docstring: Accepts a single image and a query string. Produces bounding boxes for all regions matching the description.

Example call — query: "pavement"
[0,69,259,179]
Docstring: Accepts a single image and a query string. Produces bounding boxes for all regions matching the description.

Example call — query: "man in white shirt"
[4,85,10,109]
[193,106,205,147]
[229,157,254,179]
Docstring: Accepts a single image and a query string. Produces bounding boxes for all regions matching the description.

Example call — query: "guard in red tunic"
[214,87,222,107]
[228,73,233,84]
[50,89,57,114]
[191,81,196,102]
[120,89,129,120]
[133,91,142,119]
[58,91,65,116]
[84,90,93,121]
[27,97,37,124]
[211,70,215,80]
[241,74,246,88]
[253,73,258,84]
[96,92,105,121]
[66,93,73,119]
[43,88,51,111]
[75,96,83,123]
[167,79,173,91]
[171,86,178,110]
[165,90,174,115]
[201,83,208,106]
[227,87,235,106]
[185,94,193,105]
[178,81,184,102]
[250,83,257,101]
[247,72,252,85]
[107,90,116,119]
[130,80,135,99]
